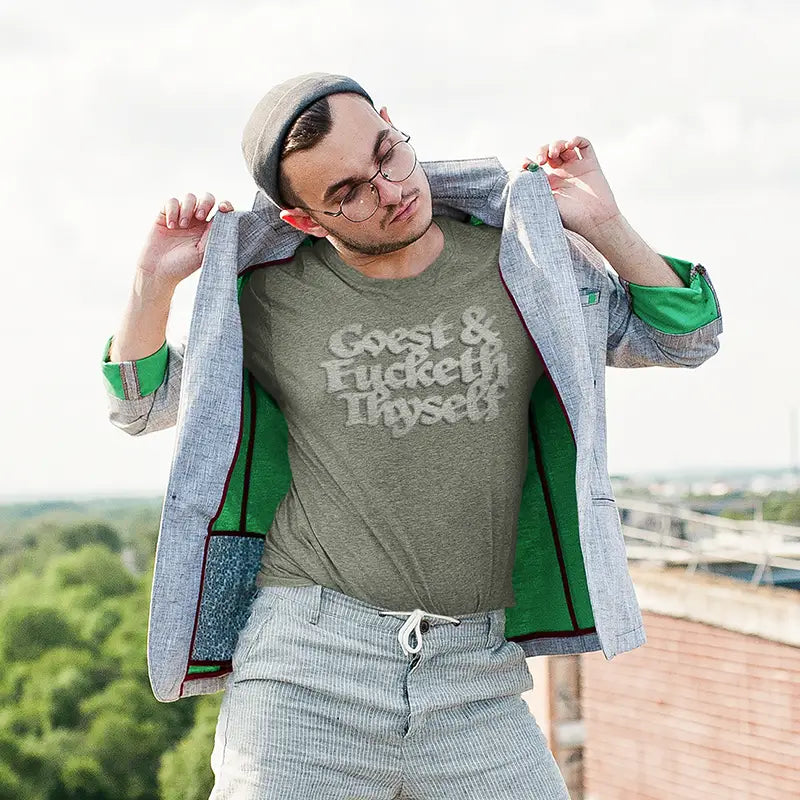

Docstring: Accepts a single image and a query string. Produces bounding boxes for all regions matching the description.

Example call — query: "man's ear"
[379,106,393,126]
[278,209,328,238]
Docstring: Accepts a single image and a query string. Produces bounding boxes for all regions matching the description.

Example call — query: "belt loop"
[486,609,503,647]
[308,583,323,625]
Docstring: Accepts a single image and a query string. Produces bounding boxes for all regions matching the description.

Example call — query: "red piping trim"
[239,373,259,531]
[184,663,233,683]
[510,625,596,642]
[179,255,293,697]
[496,266,577,448]
[530,410,580,631]
[498,262,583,631]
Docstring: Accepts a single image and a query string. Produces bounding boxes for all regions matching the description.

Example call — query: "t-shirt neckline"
[315,215,461,296]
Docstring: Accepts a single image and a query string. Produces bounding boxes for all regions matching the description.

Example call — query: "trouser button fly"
[419,620,430,633]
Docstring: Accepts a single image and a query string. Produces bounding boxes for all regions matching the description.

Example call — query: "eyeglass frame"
[292,130,417,223]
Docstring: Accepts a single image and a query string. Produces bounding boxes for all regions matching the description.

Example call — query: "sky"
[1,0,797,499]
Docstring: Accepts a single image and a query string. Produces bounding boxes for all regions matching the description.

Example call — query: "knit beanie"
[241,72,374,210]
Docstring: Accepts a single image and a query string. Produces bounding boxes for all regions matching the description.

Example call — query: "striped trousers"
[209,583,571,799]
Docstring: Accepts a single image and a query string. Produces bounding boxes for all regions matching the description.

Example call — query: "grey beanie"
[241,72,374,210]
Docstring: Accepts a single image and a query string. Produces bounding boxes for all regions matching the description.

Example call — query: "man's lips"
[390,195,418,223]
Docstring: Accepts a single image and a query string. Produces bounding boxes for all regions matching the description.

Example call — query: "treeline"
[0,505,220,800]
[719,490,800,524]
[615,487,800,525]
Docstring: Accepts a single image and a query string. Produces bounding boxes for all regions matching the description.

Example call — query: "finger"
[162,197,180,228]
[213,200,234,217]
[535,145,549,165]
[566,135,593,159]
[179,193,197,227]
[559,145,579,163]
[522,156,546,173]
[195,192,215,221]
[547,139,569,165]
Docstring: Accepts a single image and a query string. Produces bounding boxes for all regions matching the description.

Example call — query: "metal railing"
[615,496,800,584]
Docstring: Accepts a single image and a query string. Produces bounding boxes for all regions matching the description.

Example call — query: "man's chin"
[339,212,433,257]
[377,216,433,255]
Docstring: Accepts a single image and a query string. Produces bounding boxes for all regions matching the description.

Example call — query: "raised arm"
[564,229,722,368]
[102,326,186,436]
[524,137,722,367]
[101,192,234,435]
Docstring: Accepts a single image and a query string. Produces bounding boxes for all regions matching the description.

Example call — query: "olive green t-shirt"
[238,215,543,616]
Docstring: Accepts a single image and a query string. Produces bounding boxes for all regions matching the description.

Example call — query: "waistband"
[255,583,508,655]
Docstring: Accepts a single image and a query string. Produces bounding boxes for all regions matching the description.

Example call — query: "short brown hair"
[277,93,376,208]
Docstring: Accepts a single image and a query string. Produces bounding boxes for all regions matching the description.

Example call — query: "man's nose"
[372,175,404,207]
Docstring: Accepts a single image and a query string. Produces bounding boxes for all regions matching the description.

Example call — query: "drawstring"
[377,608,461,656]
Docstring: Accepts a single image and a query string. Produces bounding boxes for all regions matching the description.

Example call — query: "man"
[102,73,722,798]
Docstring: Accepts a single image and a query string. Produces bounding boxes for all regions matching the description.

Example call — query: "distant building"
[520,565,800,798]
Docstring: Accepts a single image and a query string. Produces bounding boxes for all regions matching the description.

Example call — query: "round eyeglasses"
[300,132,417,223]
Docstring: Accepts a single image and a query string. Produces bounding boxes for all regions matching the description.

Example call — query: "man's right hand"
[136,193,235,289]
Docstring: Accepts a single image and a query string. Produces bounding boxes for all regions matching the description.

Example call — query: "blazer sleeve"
[564,229,723,368]
[100,332,185,435]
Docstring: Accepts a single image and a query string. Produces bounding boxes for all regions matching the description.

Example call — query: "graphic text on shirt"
[320,306,513,438]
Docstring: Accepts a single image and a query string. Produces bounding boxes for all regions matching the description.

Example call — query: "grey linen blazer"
[103,158,723,701]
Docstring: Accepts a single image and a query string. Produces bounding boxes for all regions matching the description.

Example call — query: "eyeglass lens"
[341,141,416,222]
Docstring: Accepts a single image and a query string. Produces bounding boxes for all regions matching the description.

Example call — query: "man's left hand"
[522,137,621,239]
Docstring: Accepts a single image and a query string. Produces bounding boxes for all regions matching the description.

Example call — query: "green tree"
[43,544,137,600]
[0,606,78,663]
[0,534,200,799]
[56,521,122,553]
[158,692,222,800]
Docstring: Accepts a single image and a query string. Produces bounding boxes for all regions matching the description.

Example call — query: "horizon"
[3,462,799,506]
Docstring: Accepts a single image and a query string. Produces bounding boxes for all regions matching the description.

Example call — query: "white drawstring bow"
[378,607,461,655]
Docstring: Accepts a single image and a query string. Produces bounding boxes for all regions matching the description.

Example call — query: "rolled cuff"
[101,334,168,400]
[621,254,721,335]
